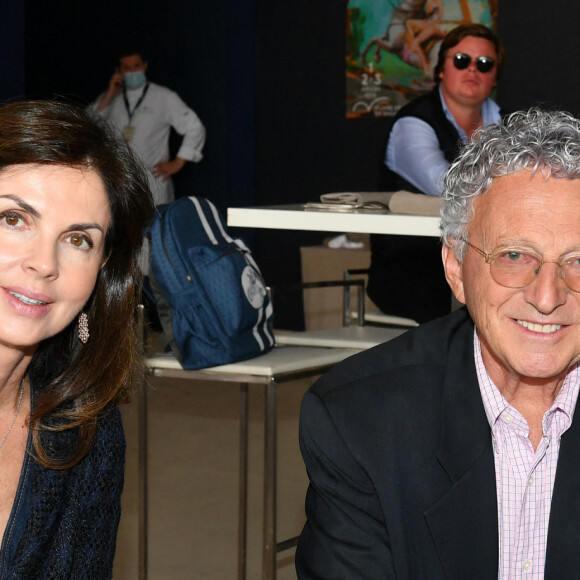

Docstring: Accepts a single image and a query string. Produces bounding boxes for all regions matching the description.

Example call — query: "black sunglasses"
[451,52,495,73]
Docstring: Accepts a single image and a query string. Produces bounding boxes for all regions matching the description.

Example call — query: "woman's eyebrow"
[0,195,105,233]
[0,194,40,218]
[69,223,105,233]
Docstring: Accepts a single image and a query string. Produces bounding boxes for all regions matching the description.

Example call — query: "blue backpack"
[148,196,275,369]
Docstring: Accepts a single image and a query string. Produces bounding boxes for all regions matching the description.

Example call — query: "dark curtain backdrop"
[0,0,25,101]
[5,0,580,327]
[24,0,232,214]
[11,1,580,209]
[498,1,580,116]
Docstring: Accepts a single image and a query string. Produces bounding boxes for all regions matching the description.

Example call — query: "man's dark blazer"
[295,308,580,579]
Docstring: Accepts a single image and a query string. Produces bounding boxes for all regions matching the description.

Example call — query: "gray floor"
[112,361,314,579]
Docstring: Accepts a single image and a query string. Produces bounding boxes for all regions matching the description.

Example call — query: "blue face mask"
[124,70,147,90]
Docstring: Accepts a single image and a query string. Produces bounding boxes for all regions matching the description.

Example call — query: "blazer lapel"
[425,323,499,578]
[545,402,580,579]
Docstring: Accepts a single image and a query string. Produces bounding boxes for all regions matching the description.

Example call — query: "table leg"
[238,383,249,580]
[262,378,277,580]
[138,376,148,580]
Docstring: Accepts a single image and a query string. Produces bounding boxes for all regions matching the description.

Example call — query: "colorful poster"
[346,0,497,118]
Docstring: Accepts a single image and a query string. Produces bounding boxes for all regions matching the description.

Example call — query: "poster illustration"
[346,0,497,118]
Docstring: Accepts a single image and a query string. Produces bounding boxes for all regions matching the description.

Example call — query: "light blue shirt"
[385,86,501,196]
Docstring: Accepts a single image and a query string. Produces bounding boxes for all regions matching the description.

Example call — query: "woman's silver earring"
[78,312,89,344]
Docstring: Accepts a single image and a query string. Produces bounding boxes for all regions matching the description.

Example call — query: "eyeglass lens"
[452,52,495,73]
[490,251,580,292]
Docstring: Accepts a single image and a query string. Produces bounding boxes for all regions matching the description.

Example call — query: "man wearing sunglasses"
[368,23,506,325]
[297,109,580,579]
[384,23,505,196]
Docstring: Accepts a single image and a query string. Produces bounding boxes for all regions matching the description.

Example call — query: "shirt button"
[528,476,534,486]
[503,414,513,424]
[523,560,532,572]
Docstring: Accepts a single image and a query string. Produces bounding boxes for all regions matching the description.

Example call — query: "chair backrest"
[343,268,419,328]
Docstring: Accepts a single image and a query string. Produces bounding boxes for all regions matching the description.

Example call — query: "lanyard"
[122,83,150,125]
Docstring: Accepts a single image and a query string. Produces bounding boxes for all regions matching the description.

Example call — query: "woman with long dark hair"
[0,100,154,577]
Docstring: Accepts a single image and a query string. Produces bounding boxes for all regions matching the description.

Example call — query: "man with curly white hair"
[296,108,580,579]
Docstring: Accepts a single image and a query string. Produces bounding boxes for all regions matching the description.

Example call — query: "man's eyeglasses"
[462,239,580,292]
[451,52,495,73]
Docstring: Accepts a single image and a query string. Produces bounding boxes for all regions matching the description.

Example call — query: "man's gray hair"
[440,108,580,260]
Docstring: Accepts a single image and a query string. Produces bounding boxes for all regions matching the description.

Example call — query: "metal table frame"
[138,346,359,580]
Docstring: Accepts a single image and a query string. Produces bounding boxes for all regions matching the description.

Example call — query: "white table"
[142,345,361,580]
[274,325,407,348]
[227,203,441,237]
